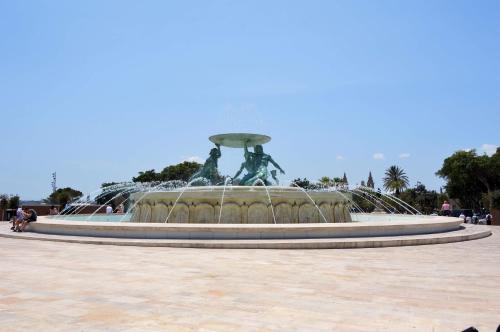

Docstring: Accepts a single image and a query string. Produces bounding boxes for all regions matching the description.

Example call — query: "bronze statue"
[233,143,285,185]
[189,144,221,185]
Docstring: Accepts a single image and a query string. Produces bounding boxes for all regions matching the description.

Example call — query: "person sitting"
[12,207,25,231]
[18,208,37,232]
[115,203,124,214]
[49,205,59,215]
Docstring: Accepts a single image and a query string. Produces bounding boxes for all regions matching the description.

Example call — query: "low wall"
[29,216,463,240]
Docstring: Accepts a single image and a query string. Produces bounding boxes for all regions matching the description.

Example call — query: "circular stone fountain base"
[0,216,491,249]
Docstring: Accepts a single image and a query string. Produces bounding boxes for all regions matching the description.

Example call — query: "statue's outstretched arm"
[244,142,249,158]
[270,157,285,174]
[215,143,221,158]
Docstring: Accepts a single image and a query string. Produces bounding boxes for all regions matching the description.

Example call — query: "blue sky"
[1,0,499,199]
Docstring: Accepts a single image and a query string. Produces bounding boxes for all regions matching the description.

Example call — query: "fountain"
[129,133,351,224]
[12,132,490,249]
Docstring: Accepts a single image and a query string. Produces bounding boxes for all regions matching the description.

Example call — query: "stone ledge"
[27,216,463,240]
[0,223,491,249]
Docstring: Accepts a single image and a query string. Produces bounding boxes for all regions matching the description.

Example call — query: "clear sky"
[1,0,499,200]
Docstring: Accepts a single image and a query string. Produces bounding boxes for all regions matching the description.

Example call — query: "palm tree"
[383,165,409,196]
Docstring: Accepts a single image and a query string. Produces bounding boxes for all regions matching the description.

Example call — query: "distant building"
[342,172,348,185]
[367,172,375,188]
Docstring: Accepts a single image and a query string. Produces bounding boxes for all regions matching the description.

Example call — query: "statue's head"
[254,145,264,154]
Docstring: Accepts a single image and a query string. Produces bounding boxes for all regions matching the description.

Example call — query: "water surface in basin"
[49,214,132,222]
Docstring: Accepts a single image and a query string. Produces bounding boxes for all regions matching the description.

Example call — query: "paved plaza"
[0,226,499,331]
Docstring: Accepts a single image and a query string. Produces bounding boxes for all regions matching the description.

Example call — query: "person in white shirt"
[105,205,113,214]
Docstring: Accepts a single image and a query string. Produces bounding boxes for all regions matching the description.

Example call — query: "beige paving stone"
[0,226,499,331]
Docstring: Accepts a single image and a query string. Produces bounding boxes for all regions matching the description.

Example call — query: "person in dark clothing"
[18,209,37,232]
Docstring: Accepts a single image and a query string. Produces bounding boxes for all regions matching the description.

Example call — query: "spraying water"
[217,177,233,224]
[252,179,277,224]
[290,182,329,223]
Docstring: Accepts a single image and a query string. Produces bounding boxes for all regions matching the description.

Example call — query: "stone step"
[0,223,491,249]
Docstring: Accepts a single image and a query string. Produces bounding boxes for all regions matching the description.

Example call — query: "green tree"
[132,162,203,183]
[132,169,161,183]
[352,191,375,213]
[8,195,20,209]
[95,182,120,208]
[437,148,500,210]
[0,194,8,220]
[333,177,343,184]
[159,161,202,182]
[47,187,83,206]
[383,166,409,196]
[319,176,332,187]
[399,183,444,214]
[292,178,313,189]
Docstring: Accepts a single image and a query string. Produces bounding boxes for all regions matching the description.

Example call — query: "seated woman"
[18,208,37,232]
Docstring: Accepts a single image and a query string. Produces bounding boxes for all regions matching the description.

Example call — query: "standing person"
[105,205,113,214]
[49,205,58,215]
[441,200,451,216]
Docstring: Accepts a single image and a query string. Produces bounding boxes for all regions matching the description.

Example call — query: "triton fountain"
[11,133,489,248]
[129,133,352,224]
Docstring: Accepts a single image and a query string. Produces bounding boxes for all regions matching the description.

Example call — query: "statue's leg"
[244,171,268,186]
[243,175,260,186]
[239,173,253,186]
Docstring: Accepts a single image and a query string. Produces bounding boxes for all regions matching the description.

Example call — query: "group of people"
[11,207,37,232]
[441,200,493,224]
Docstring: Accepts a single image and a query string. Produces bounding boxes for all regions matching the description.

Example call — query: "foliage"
[133,162,202,183]
[0,195,9,220]
[319,176,333,186]
[292,178,312,189]
[491,190,500,210]
[398,183,447,215]
[436,149,500,210]
[95,182,120,208]
[160,161,201,182]
[47,187,83,206]
[0,195,8,210]
[333,177,343,184]
[132,169,161,183]
[8,195,20,209]
[383,166,409,196]
[352,191,376,213]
